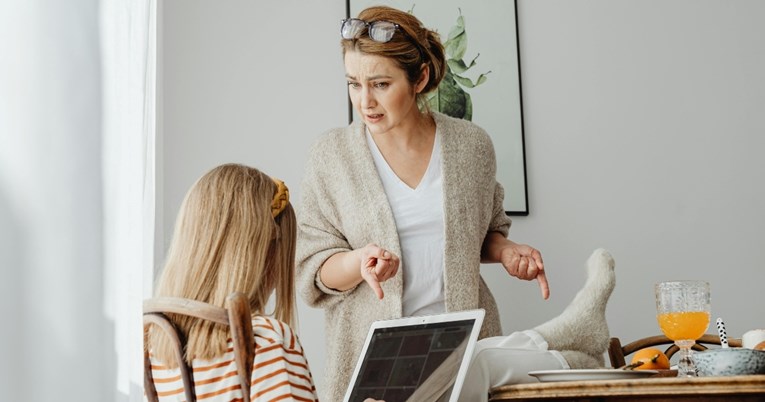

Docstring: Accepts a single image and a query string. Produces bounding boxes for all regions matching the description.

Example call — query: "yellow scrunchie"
[271,177,289,218]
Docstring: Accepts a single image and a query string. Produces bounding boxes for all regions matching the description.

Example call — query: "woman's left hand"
[499,243,549,299]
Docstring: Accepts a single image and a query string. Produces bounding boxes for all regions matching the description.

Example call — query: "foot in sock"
[560,350,604,369]
[533,248,616,362]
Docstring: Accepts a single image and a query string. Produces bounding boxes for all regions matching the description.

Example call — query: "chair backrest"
[143,292,255,402]
[608,334,742,368]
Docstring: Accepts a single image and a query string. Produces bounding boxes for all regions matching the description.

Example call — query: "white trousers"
[457,330,569,402]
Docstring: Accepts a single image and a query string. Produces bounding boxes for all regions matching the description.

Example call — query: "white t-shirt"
[366,129,446,317]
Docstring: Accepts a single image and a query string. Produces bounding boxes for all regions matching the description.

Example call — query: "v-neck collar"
[365,127,440,192]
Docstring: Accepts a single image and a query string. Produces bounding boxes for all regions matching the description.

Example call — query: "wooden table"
[489,374,765,401]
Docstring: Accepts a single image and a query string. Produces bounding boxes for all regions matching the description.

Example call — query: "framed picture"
[346,0,529,215]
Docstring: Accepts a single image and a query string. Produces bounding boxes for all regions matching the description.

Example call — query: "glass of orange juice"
[655,280,711,377]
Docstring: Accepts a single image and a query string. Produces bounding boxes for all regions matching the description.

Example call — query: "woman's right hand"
[358,243,399,300]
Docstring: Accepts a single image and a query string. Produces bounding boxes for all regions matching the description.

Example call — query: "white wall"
[504,0,765,341]
[158,0,346,390]
[158,0,765,391]
[1,1,116,400]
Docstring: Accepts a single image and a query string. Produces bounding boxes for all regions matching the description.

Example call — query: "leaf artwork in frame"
[426,8,491,121]
[346,0,528,215]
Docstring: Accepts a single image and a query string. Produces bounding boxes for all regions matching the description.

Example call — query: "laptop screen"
[345,311,483,402]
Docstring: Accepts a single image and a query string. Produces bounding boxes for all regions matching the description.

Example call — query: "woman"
[147,164,319,401]
[296,6,548,401]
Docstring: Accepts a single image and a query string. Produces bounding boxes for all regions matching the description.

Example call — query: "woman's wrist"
[481,232,514,263]
[319,249,364,291]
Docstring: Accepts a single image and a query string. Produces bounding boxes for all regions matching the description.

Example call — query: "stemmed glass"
[655,280,711,377]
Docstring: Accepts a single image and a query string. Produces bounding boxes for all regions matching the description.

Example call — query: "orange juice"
[657,311,710,341]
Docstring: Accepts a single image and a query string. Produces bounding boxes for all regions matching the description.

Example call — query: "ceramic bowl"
[692,347,765,376]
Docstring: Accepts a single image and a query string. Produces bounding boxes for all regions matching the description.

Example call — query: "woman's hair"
[342,6,446,104]
[148,163,297,365]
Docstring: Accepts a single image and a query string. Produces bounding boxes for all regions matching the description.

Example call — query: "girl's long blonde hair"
[148,163,297,365]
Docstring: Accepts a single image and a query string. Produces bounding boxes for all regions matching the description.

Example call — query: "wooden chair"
[608,333,742,368]
[143,292,255,402]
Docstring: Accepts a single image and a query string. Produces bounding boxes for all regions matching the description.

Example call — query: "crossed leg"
[457,248,616,402]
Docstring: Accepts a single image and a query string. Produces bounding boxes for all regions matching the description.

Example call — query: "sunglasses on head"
[341,18,400,43]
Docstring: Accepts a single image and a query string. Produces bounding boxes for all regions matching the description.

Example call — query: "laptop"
[343,309,485,402]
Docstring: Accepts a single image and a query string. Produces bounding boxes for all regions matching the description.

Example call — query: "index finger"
[365,274,385,300]
[537,269,550,300]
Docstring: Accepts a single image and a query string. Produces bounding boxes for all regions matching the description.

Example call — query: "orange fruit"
[630,348,670,370]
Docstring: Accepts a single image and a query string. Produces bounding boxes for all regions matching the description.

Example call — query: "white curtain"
[101,0,157,399]
[0,0,155,400]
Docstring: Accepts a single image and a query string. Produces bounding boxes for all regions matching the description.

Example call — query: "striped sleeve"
[148,316,318,402]
[250,316,319,401]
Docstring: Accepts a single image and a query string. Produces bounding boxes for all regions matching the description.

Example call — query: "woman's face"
[344,50,426,135]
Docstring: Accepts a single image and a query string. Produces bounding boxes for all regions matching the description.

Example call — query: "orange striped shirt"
[149,316,319,401]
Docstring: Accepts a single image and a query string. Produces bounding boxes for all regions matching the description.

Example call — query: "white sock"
[534,248,616,360]
[560,350,603,369]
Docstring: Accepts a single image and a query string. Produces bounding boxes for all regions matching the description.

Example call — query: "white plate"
[528,369,659,382]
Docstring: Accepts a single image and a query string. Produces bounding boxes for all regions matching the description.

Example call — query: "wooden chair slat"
[143,292,254,402]
[143,297,229,325]
[144,313,196,402]
[227,293,255,399]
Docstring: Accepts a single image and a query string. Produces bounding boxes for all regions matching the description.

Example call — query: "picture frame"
[345,0,529,215]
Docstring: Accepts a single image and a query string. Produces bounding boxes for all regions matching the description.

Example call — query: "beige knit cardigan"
[296,111,512,401]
